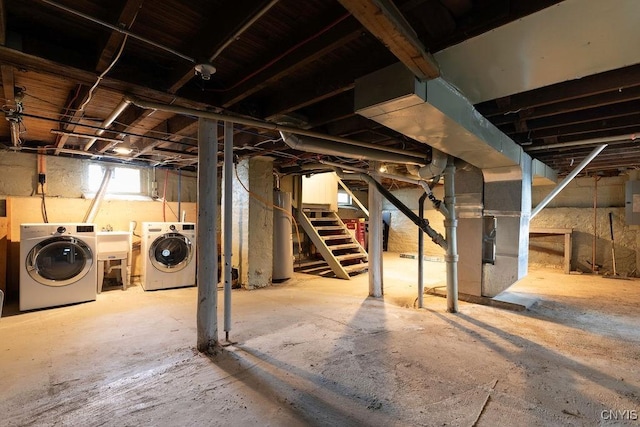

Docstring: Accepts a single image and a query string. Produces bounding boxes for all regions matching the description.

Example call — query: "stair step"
[295,259,329,269]
[300,265,333,274]
[328,243,360,250]
[320,234,352,241]
[336,253,368,261]
[315,226,345,231]
[310,218,339,223]
[344,263,369,273]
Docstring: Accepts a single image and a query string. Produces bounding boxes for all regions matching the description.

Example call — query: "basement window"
[338,190,352,206]
[85,164,147,200]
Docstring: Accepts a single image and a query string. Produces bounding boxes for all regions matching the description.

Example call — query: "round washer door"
[26,236,94,287]
[149,233,193,273]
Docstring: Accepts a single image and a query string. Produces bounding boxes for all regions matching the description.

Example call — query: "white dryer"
[141,222,196,290]
[20,223,98,311]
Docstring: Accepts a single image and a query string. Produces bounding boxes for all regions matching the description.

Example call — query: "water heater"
[273,191,294,281]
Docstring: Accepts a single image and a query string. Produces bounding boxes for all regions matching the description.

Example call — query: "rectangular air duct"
[355,62,524,171]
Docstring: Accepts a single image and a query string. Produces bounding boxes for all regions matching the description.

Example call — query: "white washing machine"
[20,223,98,311]
[141,222,196,290]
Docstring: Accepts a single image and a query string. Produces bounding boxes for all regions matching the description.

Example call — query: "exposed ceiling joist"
[337,0,440,80]
[95,0,145,73]
[167,0,280,94]
[220,17,363,108]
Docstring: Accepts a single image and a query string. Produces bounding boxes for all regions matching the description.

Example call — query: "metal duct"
[355,62,526,171]
[279,132,426,165]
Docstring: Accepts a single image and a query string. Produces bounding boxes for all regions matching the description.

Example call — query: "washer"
[141,222,196,290]
[20,223,98,311]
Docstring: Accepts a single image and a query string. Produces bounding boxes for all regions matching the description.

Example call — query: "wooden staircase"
[296,205,368,279]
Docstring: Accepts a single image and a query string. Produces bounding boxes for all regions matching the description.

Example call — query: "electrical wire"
[233,162,303,262]
[162,168,168,221]
[40,183,49,223]
[79,34,130,112]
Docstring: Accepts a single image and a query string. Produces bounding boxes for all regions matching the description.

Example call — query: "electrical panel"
[625,181,640,225]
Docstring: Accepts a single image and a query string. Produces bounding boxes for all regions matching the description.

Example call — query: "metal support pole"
[531,144,607,219]
[196,118,219,353]
[444,156,458,313]
[368,162,384,297]
[418,192,427,308]
[223,121,233,342]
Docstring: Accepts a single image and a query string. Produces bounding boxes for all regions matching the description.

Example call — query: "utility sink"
[96,231,131,261]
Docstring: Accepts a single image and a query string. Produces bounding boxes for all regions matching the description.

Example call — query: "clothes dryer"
[141,222,196,290]
[20,223,98,311]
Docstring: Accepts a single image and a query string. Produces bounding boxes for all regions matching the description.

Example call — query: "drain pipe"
[84,99,131,151]
[531,144,607,219]
[443,156,458,313]
[352,172,447,250]
[84,166,113,223]
[407,148,447,179]
[418,191,427,309]
[322,160,449,218]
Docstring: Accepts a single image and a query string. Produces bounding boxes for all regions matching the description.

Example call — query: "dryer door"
[150,233,193,273]
[26,236,94,287]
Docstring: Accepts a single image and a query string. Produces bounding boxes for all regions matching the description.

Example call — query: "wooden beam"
[53,85,90,155]
[262,45,395,120]
[0,46,210,110]
[96,0,145,73]
[337,0,439,80]
[476,63,640,118]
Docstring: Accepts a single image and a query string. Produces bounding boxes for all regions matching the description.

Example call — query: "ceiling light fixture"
[113,136,134,155]
[194,63,217,81]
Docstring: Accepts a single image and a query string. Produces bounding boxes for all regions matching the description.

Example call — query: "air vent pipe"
[84,166,112,223]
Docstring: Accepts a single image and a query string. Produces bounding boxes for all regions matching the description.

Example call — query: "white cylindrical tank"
[273,190,294,281]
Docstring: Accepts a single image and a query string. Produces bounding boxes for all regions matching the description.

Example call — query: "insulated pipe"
[223,121,233,342]
[84,167,112,223]
[125,96,427,163]
[321,160,424,185]
[418,191,427,309]
[280,132,425,165]
[443,156,458,313]
[531,144,607,219]
[84,99,131,151]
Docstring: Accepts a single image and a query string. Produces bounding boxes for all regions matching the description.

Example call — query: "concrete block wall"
[0,152,196,202]
[382,186,447,258]
[382,175,636,275]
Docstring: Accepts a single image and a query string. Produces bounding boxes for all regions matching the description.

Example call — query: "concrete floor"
[1,253,639,426]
